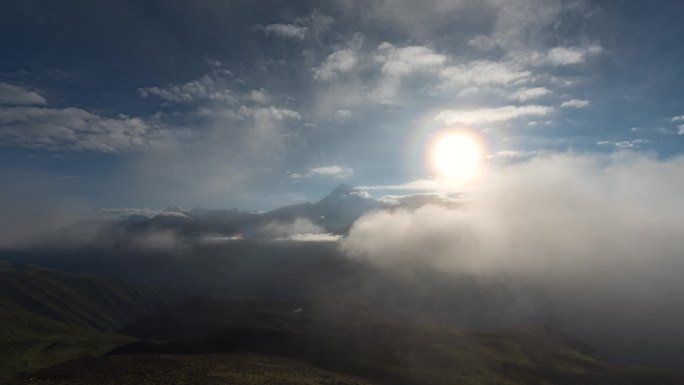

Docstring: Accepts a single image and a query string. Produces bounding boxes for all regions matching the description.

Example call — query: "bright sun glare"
[429,132,484,182]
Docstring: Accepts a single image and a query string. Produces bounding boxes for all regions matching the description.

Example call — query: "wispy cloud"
[434,105,553,125]
[542,44,602,66]
[138,71,235,103]
[508,87,551,101]
[0,104,171,153]
[596,139,649,148]
[561,99,590,108]
[290,165,353,179]
[262,23,308,40]
[358,178,466,192]
[313,49,358,81]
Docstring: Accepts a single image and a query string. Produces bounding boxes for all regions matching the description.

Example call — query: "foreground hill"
[11,353,380,385]
[111,324,684,385]
[0,260,185,331]
[0,306,133,381]
[0,261,185,380]
[112,298,684,385]
[120,297,311,340]
[2,263,683,385]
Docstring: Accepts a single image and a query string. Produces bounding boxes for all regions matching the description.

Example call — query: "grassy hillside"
[120,297,312,339]
[0,260,185,381]
[11,353,381,385]
[0,306,133,381]
[113,298,684,385]
[113,323,682,385]
[0,260,185,331]
[2,262,682,385]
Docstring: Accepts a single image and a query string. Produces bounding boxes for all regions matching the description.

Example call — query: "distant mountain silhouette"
[49,184,386,245]
[265,183,383,232]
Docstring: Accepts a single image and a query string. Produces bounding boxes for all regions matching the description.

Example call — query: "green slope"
[0,306,133,380]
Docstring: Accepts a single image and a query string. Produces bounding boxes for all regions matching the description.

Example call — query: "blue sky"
[1,0,683,210]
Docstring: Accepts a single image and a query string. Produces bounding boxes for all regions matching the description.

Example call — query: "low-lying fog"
[2,152,684,368]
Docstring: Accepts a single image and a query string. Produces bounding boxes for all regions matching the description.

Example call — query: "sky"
[1,0,683,211]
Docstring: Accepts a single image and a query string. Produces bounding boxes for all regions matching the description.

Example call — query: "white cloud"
[341,152,684,352]
[259,218,325,238]
[138,73,235,103]
[561,99,590,108]
[291,165,354,179]
[364,43,535,103]
[0,83,47,106]
[203,105,301,121]
[491,150,537,160]
[375,43,446,77]
[0,106,168,153]
[244,106,301,121]
[263,23,308,40]
[671,115,684,122]
[313,49,358,81]
[434,105,553,125]
[376,192,459,206]
[248,89,270,104]
[358,178,466,192]
[543,44,602,66]
[365,48,533,100]
[678,125,684,135]
[311,165,353,178]
[439,60,531,89]
[596,139,649,148]
[509,87,551,101]
[281,233,341,242]
[342,152,684,279]
[333,109,352,119]
[349,189,371,199]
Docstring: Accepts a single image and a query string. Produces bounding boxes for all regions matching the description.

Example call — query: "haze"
[1,1,684,384]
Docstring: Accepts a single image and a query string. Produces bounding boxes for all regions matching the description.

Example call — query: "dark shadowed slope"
[11,353,381,385]
[0,260,187,380]
[120,297,311,340]
[113,297,684,385]
[111,322,684,385]
[0,260,185,331]
[0,307,133,380]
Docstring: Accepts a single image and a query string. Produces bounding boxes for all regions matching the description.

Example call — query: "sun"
[429,131,484,182]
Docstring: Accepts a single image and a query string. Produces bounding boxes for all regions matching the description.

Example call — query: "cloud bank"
[343,153,684,280]
[341,152,684,366]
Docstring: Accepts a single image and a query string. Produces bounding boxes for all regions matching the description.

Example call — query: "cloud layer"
[343,153,684,279]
